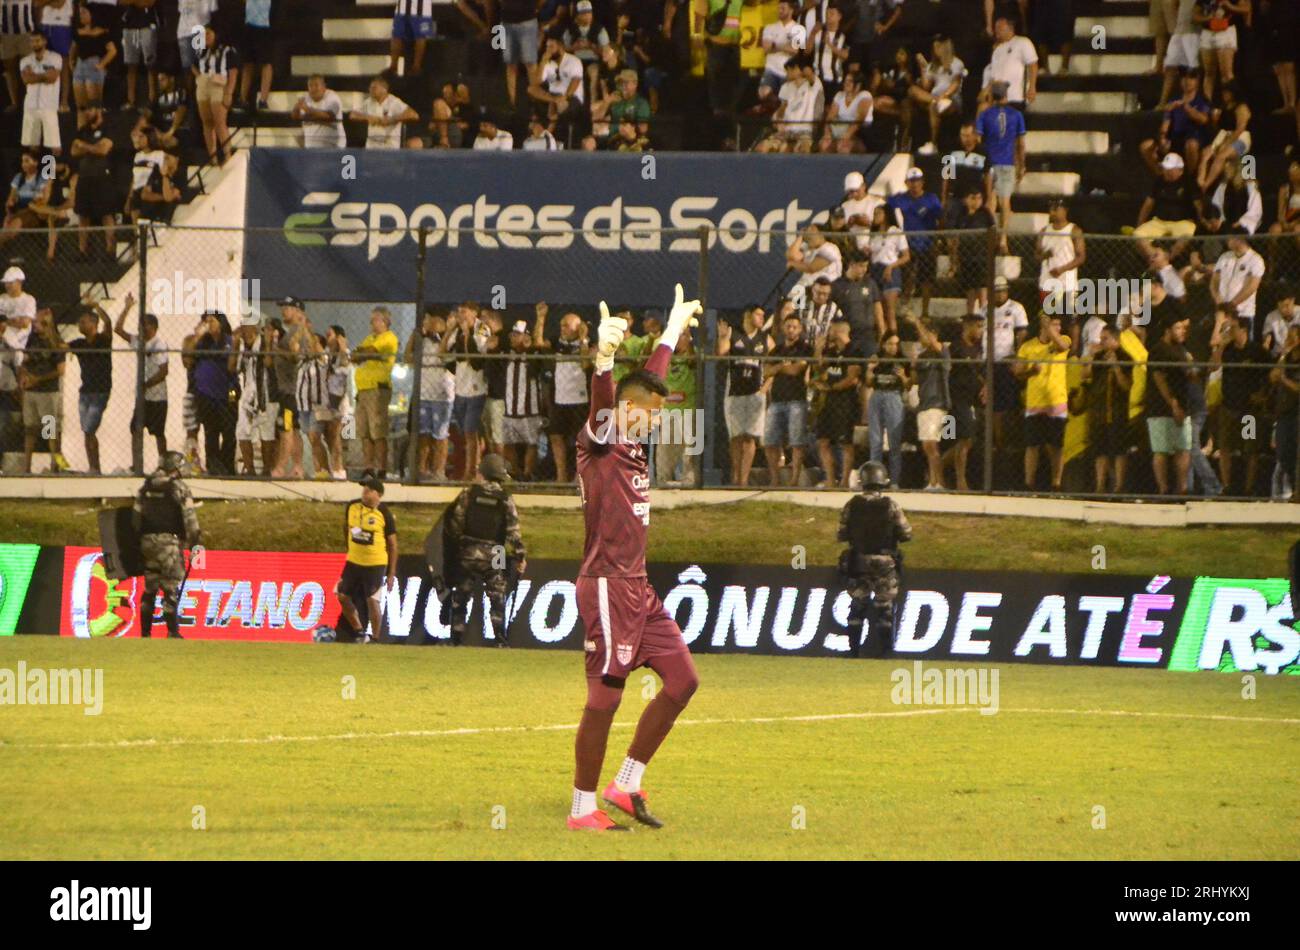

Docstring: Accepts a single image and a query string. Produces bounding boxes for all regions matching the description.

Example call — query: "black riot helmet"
[159,450,189,477]
[479,453,510,481]
[858,460,890,490]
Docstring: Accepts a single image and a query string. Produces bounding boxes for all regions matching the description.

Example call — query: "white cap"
[843,171,865,192]
[905,166,924,181]
[1160,152,1184,171]
[993,275,1009,290]
[511,320,528,334]
[2,266,24,284]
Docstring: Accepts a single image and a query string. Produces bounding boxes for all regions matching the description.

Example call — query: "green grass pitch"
[1,637,1296,860]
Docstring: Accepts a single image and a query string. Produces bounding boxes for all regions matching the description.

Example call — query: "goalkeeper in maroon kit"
[566,285,703,832]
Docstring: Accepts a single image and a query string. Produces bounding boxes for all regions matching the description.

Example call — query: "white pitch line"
[1003,707,1300,726]
[2,705,1297,752]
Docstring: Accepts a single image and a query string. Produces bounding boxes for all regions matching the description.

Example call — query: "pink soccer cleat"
[566,808,630,832]
[603,781,664,829]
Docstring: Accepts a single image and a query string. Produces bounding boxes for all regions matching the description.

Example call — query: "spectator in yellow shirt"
[352,307,399,476]
[1014,312,1071,491]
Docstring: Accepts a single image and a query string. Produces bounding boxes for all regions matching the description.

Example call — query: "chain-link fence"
[2,223,1298,501]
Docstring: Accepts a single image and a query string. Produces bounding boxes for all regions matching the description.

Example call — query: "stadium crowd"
[2,242,1297,499]
[0,1,1298,498]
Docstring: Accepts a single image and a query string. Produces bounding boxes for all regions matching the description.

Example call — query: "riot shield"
[98,506,145,580]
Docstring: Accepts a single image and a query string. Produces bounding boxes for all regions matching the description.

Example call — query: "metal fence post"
[133,222,149,476]
[406,224,428,486]
[1293,409,1300,503]
[696,224,710,489]
[982,224,997,493]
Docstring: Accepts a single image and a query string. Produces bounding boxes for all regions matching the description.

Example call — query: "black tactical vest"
[845,494,896,556]
[464,483,508,543]
[138,481,184,536]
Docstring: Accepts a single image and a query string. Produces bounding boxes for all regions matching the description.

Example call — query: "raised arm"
[644,282,701,379]
[113,293,136,343]
[588,301,626,431]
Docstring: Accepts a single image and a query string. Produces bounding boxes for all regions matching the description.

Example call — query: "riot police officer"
[838,460,911,658]
[133,450,201,639]
[445,453,526,645]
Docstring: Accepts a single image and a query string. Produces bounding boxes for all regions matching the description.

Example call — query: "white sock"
[615,756,646,793]
[571,788,597,818]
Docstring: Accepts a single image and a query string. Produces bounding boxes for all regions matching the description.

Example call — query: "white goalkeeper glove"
[659,282,702,352]
[594,301,628,375]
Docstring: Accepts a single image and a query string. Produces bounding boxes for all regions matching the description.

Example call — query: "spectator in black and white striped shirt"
[799,277,843,343]
[296,331,337,479]
[1,0,36,110]
[502,319,544,480]
[193,23,238,164]
[810,3,848,104]
[531,302,589,482]
[321,325,351,480]
[391,0,435,77]
[150,70,188,150]
[232,318,276,476]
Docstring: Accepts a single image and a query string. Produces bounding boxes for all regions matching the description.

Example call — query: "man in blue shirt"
[1143,69,1212,176]
[974,81,1026,250]
[886,166,944,322]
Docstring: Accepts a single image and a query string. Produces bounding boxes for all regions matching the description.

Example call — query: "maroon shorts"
[576,575,688,681]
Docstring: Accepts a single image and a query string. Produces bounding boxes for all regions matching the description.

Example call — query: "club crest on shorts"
[616,641,634,665]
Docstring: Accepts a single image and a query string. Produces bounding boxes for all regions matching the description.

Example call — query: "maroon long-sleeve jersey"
[575,344,672,579]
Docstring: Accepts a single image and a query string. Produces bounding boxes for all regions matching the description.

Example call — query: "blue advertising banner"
[242,150,892,307]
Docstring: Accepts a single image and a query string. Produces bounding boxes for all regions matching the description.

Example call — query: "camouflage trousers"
[845,555,900,657]
[450,548,508,644]
[140,533,185,637]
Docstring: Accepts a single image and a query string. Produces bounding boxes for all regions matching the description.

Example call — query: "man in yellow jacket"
[352,307,399,477]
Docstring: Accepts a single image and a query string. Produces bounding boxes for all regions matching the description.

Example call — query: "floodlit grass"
[3,497,1294,859]
[0,639,1296,860]
[0,499,1289,577]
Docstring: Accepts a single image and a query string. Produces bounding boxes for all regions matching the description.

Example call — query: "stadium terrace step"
[926,298,973,319]
[1021,112,1137,133]
[1037,74,1163,96]
[1010,212,1049,232]
[935,256,1023,282]
[266,90,369,112]
[323,18,392,41]
[1041,37,1155,58]
[291,54,404,77]
[1018,171,1081,196]
[1013,195,1145,231]
[232,127,305,148]
[292,38,433,56]
[1040,53,1155,76]
[1074,15,1149,39]
[346,0,462,23]
[1030,91,1136,115]
[1024,130,1109,155]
